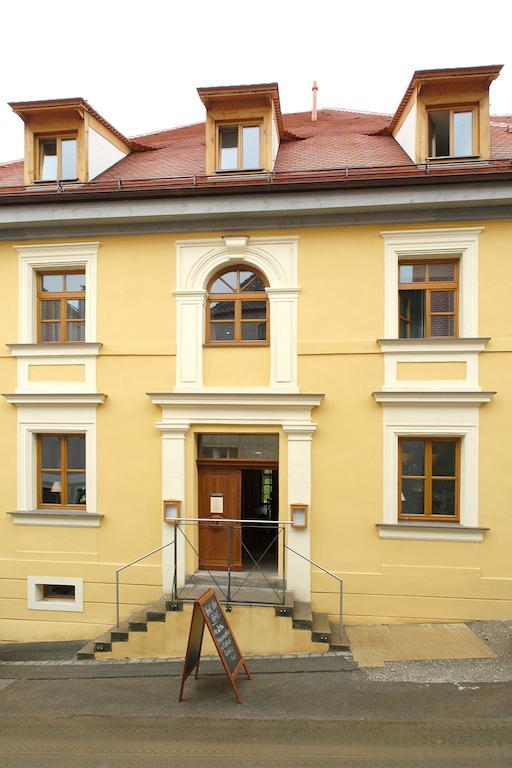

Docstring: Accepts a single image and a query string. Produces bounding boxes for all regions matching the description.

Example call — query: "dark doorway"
[241,468,279,572]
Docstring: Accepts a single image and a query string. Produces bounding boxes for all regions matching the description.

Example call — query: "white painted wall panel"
[395,106,417,162]
[88,128,127,180]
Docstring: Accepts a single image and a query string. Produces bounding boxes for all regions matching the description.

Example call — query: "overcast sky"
[1,0,511,164]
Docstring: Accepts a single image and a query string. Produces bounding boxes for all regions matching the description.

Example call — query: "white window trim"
[15,242,99,344]
[380,406,485,542]
[16,406,97,519]
[174,235,299,392]
[27,576,84,612]
[381,227,483,341]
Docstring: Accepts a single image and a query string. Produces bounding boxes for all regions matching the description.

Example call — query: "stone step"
[328,621,351,652]
[76,641,95,660]
[93,632,113,653]
[292,601,313,630]
[311,612,331,644]
[274,590,294,617]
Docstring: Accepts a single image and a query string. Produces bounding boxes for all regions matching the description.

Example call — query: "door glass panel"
[40,300,61,320]
[66,322,85,341]
[428,111,450,156]
[40,323,61,342]
[65,273,86,292]
[41,471,62,504]
[242,126,260,169]
[399,264,425,283]
[431,441,456,476]
[401,440,425,476]
[453,112,473,157]
[210,301,235,321]
[431,291,454,312]
[428,262,455,281]
[210,271,237,293]
[241,322,266,341]
[210,322,235,341]
[41,274,64,292]
[67,436,85,470]
[61,138,77,179]
[432,479,456,515]
[40,139,57,180]
[219,127,238,170]
[430,315,454,336]
[399,290,425,338]
[242,301,266,320]
[67,472,86,505]
[240,271,265,292]
[41,436,61,468]
[401,479,424,515]
[67,299,85,319]
[198,433,279,460]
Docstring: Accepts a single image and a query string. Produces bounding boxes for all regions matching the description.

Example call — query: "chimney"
[312,81,318,122]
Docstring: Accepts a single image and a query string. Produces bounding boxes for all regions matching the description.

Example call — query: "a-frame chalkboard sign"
[179,588,252,703]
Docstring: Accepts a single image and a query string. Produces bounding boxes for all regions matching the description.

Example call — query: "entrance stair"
[76,591,350,660]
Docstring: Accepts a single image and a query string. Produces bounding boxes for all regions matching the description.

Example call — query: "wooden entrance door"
[198,465,242,571]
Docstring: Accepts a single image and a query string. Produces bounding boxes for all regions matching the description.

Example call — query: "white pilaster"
[284,424,316,601]
[158,422,190,593]
[267,288,300,390]
[174,291,206,390]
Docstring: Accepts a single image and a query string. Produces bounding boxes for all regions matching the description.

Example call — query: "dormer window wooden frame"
[36,132,78,182]
[216,121,262,172]
[427,104,479,160]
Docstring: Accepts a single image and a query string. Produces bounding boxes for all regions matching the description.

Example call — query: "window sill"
[7,509,103,528]
[376,522,488,542]
[204,342,270,348]
[6,342,102,358]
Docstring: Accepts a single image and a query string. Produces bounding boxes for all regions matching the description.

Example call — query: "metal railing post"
[281,524,286,609]
[115,570,120,628]
[226,524,232,611]
[172,529,178,602]
[339,580,343,638]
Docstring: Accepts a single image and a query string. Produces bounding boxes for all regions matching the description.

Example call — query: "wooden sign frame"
[179,588,252,703]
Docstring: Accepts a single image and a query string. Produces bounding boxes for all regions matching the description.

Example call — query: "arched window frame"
[205,264,269,346]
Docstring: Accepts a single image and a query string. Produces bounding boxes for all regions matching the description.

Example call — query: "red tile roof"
[1,108,512,196]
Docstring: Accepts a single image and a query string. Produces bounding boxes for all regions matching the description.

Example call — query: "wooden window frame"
[37,269,86,343]
[216,122,262,172]
[206,265,269,347]
[398,436,460,522]
[37,433,86,510]
[36,132,78,182]
[398,258,459,338]
[427,105,478,159]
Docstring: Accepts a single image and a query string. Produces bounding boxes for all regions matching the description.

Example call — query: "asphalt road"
[0,665,511,767]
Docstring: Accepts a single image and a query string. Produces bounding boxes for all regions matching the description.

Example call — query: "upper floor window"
[37,135,77,181]
[399,260,458,338]
[428,108,475,158]
[399,437,460,521]
[38,434,86,508]
[38,271,86,342]
[206,266,268,345]
[218,124,261,171]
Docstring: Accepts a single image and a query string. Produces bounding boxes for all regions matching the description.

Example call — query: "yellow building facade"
[0,67,511,643]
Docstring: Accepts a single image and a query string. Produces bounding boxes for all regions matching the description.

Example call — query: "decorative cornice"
[373,390,495,405]
[148,392,324,408]
[7,509,103,528]
[2,392,106,405]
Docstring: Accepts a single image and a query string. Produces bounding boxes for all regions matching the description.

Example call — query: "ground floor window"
[399,437,460,521]
[38,434,86,508]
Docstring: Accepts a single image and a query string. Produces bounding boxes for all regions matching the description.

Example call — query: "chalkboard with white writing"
[179,588,251,703]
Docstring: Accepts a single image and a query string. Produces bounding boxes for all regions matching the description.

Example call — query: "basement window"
[27,576,84,612]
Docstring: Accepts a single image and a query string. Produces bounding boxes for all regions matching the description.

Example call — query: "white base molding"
[377,522,489,542]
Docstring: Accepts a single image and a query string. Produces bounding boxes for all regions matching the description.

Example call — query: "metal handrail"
[115,539,174,627]
[284,543,343,637]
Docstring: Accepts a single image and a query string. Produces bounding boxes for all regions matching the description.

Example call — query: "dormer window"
[38,135,77,181]
[218,124,261,171]
[428,108,475,158]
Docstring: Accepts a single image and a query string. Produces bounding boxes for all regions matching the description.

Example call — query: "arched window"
[206,266,269,345]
